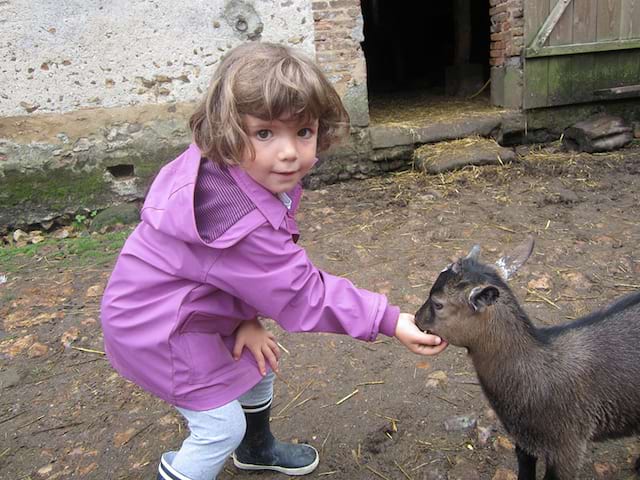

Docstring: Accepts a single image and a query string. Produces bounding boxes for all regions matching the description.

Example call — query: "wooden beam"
[594,84,640,98]
[525,39,640,58]
[527,0,573,55]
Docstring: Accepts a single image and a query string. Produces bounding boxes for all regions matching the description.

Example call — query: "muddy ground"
[1,142,640,480]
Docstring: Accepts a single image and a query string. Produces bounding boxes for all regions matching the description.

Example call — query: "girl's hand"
[395,312,448,356]
[233,319,281,376]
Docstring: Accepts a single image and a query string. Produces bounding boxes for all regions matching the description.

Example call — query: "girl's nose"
[278,138,297,161]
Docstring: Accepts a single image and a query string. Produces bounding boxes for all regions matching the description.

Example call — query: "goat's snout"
[414,300,432,334]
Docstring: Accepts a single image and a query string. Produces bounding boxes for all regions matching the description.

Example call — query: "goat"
[415,237,640,480]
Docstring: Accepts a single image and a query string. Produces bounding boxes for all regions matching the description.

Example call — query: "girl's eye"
[256,130,272,140]
[298,127,315,139]
[432,300,443,311]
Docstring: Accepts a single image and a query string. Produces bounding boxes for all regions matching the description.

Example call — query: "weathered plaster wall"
[1,0,315,116]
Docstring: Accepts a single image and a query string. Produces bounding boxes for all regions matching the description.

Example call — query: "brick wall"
[311,0,365,95]
[490,0,524,67]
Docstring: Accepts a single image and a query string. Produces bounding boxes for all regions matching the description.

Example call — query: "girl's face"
[240,114,319,194]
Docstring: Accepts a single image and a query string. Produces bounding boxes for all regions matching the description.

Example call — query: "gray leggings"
[161,372,275,480]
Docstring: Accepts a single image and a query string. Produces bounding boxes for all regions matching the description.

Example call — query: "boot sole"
[232,446,319,476]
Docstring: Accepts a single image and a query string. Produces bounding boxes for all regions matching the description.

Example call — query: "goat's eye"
[432,300,443,311]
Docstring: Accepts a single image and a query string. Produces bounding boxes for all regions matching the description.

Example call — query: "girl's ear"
[469,286,500,312]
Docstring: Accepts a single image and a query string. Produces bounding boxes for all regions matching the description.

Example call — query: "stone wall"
[489,0,525,108]
[312,0,369,127]
[489,0,524,68]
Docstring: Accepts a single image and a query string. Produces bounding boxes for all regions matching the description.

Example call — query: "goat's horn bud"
[466,244,481,260]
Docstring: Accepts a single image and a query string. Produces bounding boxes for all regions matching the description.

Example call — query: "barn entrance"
[361,0,494,125]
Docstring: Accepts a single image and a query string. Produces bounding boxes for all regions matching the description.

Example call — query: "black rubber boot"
[233,401,319,475]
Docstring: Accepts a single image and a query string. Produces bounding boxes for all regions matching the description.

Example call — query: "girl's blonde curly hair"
[190,42,350,165]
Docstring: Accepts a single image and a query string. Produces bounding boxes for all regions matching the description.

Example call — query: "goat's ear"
[495,235,535,280]
[469,286,500,311]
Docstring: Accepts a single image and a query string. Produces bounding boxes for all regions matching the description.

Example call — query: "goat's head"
[415,236,534,348]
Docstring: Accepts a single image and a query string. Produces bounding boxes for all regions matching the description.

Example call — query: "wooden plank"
[570,0,597,102]
[525,0,550,46]
[626,0,640,85]
[524,58,550,108]
[549,0,574,45]
[524,0,550,107]
[572,0,598,42]
[621,0,640,38]
[594,84,640,96]
[547,0,574,104]
[593,50,625,91]
[597,0,622,41]
[616,48,640,85]
[525,38,640,56]
[594,1,623,94]
[528,0,573,53]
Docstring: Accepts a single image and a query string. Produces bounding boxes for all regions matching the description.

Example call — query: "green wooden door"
[524,0,640,109]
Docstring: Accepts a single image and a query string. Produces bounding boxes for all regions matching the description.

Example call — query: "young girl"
[100,41,446,480]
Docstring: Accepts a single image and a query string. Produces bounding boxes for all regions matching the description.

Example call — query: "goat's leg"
[515,444,536,480]
[543,442,586,480]
[634,455,640,475]
[542,465,560,480]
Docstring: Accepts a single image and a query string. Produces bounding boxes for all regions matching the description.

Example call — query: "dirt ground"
[1,142,640,480]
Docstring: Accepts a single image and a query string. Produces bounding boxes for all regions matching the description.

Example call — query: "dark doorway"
[361,1,490,100]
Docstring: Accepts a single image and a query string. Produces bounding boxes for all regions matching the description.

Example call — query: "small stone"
[494,435,515,451]
[61,327,80,347]
[13,229,29,242]
[37,463,54,476]
[593,462,617,479]
[5,335,36,358]
[423,465,447,480]
[77,462,98,475]
[426,370,448,388]
[54,228,71,239]
[484,408,498,421]
[86,285,104,297]
[72,138,92,152]
[444,414,477,432]
[447,457,480,480]
[113,428,136,447]
[492,468,517,480]
[68,446,84,456]
[158,414,179,426]
[527,274,552,290]
[28,342,49,358]
[30,234,45,244]
[563,271,593,291]
[476,425,493,446]
[20,101,40,113]
[0,366,23,389]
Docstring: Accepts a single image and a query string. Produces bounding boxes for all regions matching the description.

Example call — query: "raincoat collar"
[229,165,289,230]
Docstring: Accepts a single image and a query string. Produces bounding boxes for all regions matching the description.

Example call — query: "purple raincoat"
[100,144,399,410]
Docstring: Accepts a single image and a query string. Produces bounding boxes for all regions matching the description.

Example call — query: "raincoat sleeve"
[205,223,399,341]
